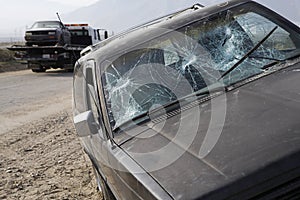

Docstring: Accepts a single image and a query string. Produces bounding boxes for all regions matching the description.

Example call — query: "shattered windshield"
[102,5,300,129]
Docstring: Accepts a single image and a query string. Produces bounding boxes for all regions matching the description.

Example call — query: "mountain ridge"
[63,0,200,33]
[63,0,300,33]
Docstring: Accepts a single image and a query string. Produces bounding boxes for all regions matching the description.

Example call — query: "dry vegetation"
[0,48,15,62]
[0,46,27,72]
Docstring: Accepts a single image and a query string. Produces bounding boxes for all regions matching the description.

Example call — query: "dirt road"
[0,69,72,134]
[0,69,102,199]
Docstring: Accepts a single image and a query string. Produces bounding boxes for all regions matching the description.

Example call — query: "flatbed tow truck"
[8,44,84,72]
[8,23,110,72]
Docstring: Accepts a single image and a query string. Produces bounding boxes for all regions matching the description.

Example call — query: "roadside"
[0,65,102,199]
[0,45,27,73]
[0,70,73,134]
[0,61,27,73]
[0,111,102,200]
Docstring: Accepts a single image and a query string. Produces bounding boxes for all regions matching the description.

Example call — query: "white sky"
[0,0,98,38]
[0,0,299,39]
[47,0,98,7]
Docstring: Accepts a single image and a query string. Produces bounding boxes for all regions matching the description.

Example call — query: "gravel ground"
[0,110,102,200]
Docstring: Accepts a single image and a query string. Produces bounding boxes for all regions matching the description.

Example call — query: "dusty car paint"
[73,0,300,199]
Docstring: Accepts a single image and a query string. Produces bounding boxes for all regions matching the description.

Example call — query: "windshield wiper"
[261,51,300,70]
[248,55,282,61]
[142,85,225,118]
[113,111,150,132]
[218,26,278,81]
[113,100,182,132]
[113,84,226,132]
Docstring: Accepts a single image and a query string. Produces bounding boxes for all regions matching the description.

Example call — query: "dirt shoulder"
[0,111,102,200]
[0,45,27,73]
[0,61,27,73]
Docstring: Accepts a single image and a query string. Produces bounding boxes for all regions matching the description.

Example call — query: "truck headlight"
[48,32,56,35]
[25,32,32,36]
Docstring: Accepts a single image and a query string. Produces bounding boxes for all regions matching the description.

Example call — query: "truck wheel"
[32,68,46,73]
[92,166,116,200]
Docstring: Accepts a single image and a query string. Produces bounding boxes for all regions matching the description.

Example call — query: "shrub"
[0,48,15,62]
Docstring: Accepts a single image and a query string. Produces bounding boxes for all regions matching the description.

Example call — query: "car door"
[82,60,112,180]
[73,59,110,177]
[83,60,131,199]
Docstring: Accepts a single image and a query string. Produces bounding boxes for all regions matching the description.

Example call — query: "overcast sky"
[0,0,98,38]
[0,0,299,39]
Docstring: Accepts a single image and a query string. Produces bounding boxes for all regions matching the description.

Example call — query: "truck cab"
[65,24,110,46]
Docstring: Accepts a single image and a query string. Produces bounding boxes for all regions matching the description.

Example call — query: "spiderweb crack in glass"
[102,8,300,129]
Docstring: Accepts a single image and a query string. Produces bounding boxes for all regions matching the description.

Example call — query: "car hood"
[118,62,300,199]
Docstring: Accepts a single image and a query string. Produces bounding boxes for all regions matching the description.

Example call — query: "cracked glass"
[102,7,300,129]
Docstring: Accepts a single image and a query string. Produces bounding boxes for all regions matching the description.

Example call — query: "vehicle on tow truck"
[24,20,71,46]
[8,23,110,72]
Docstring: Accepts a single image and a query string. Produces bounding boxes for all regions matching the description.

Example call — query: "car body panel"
[120,62,300,199]
[73,0,300,199]
[25,21,71,46]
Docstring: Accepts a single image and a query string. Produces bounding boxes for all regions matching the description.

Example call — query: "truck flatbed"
[7,44,86,52]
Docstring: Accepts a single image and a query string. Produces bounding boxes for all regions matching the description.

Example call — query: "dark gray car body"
[73,0,300,199]
[25,21,71,46]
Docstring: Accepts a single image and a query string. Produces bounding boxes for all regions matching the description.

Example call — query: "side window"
[86,68,99,120]
[73,63,86,115]
[84,60,103,134]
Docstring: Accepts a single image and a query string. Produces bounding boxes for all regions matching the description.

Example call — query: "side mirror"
[74,111,98,137]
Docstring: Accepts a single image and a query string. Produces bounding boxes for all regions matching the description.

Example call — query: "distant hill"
[63,0,300,33]
[63,0,200,33]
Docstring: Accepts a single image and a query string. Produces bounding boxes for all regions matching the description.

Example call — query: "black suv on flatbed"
[25,21,71,46]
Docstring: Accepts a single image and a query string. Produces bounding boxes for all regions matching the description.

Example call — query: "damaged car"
[25,20,71,46]
[73,0,300,199]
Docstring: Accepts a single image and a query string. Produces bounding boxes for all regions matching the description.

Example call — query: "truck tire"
[92,166,116,200]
